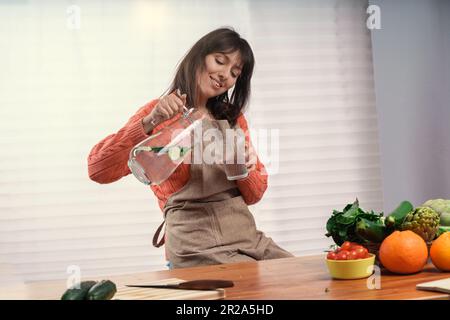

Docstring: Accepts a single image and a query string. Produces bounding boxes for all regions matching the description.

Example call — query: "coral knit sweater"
[87,99,268,210]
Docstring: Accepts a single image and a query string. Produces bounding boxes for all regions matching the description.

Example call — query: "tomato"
[340,241,353,251]
[350,244,364,251]
[336,250,349,260]
[327,252,338,260]
[361,248,369,258]
[352,248,364,259]
[347,250,359,260]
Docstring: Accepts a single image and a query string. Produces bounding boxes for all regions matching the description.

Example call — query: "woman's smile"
[210,76,222,89]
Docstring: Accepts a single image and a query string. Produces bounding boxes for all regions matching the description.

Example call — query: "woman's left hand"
[245,140,257,172]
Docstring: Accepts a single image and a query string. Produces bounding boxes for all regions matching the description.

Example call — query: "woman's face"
[196,51,243,104]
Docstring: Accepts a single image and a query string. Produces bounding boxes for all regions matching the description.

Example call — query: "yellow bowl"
[326,254,376,280]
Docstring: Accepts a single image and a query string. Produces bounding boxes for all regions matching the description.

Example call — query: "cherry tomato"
[350,244,364,251]
[361,248,369,258]
[347,250,359,260]
[327,252,338,260]
[336,250,349,260]
[353,246,367,259]
[341,241,353,251]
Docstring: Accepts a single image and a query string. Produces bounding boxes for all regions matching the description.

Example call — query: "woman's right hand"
[142,90,187,133]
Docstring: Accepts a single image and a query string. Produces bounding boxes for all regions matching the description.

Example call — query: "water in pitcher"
[128,108,206,185]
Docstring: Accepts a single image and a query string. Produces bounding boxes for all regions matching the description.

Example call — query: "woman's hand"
[244,140,257,172]
[142,90,187,133]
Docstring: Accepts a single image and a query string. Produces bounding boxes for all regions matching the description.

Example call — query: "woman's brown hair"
[164,27,255,127]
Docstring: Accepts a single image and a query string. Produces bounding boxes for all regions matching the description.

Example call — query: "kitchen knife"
[125,279,234,291]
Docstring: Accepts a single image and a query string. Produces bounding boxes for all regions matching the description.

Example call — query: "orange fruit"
[430,232,450,271]
[379,230,428,274]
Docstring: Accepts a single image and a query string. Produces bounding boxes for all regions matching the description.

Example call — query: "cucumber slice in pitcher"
[168,146,182,161]
[180,147,191,157]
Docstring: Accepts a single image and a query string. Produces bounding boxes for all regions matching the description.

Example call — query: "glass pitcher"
[128,107,206,185]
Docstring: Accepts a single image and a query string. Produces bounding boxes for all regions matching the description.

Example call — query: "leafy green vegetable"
[325,198,385,245]
[355,217,387,243]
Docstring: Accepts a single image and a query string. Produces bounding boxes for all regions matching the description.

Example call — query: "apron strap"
[152,220,166,248]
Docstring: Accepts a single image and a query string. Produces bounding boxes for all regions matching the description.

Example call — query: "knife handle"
[178,280,234,290]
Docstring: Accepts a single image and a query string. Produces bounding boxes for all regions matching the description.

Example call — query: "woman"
[87,27,293,269]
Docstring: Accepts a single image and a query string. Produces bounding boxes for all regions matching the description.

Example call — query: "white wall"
[440,0,450,195]
[369,0,450,211]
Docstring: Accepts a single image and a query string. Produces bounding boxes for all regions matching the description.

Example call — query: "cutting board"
[114,278,226,300]
[416,277,450,294]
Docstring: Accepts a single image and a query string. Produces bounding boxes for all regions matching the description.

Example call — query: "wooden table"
[3,255,450,300]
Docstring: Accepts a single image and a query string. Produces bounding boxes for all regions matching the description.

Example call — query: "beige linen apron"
[152,119,293,269]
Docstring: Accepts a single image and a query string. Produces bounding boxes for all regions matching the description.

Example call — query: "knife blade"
[126,279,234,291]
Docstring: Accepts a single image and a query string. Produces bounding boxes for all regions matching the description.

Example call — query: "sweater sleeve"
[235,113,269,205]
[87,99,159,184]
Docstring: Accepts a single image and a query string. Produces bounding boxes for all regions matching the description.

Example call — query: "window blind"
[246,0,383,256]
[0,0,383,282]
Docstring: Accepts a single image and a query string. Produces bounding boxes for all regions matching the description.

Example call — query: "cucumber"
[387,200,414,228]
[168,146,181,161]
[355,217,388,243]
[436,226,450,238]
[180,147,191,157]
[385,216,396,228]
[86,280,117,300]
[61,281,97,300]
